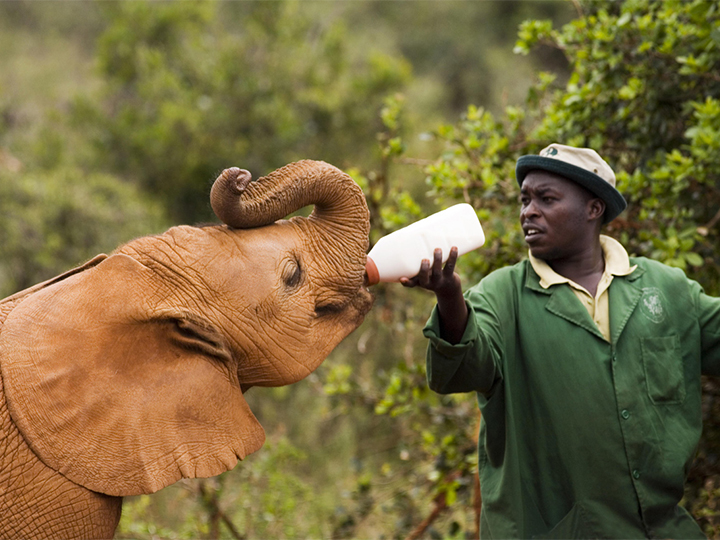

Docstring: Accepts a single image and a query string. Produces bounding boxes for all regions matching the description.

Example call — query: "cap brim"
[516,155,627,223]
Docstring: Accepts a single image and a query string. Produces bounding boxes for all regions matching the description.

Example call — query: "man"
[402,143,720,539]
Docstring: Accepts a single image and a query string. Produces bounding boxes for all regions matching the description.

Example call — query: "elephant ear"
[0,254,265,497]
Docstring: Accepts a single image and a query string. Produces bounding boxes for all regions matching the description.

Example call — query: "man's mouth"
[524,227,543,242]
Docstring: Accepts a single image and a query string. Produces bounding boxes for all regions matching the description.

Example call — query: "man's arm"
[404,247,500,395]
[401,247,468,343]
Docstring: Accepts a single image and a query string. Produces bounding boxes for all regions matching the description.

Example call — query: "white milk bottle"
[365,203,485,285]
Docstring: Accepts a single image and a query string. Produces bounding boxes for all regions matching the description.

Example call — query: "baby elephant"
[0,160,373,539]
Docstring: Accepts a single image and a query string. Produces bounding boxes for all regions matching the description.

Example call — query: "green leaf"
[685,252,704,267]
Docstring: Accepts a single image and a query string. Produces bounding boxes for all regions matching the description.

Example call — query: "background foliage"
[2,0,720,538]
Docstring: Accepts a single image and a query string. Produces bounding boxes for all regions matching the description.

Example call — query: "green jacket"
[424,257,720,539]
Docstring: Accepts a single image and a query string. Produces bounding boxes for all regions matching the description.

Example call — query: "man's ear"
[588,197,606,222]
[0,254,265,497]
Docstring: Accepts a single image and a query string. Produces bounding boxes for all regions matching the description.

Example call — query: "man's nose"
[521,200,540,219]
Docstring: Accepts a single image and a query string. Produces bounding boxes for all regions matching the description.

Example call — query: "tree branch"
[404,492,448,540]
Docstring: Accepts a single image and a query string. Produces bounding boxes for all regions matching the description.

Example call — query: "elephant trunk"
[210,160,370,301]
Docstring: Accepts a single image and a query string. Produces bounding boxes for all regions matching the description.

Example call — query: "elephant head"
[0,160,373,504]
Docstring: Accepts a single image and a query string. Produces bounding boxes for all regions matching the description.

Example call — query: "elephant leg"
[0,368,122,539]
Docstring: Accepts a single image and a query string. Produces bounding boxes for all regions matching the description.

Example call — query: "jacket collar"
[524,258,646,345]
[607,271,644,344]
[528,235,637,291]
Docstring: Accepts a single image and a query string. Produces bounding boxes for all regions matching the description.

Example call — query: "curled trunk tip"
[211,168,253,224]
[209,160,368,232]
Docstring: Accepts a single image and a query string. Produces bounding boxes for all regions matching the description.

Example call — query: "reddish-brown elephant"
[0,160,373,539]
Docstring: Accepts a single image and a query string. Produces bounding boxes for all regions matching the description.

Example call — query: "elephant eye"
[282,256,303,289]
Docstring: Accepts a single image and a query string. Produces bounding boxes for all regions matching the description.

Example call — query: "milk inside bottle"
[365,203,485,285]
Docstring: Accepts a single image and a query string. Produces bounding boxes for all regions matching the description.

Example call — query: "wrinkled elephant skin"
[0,160,373,539]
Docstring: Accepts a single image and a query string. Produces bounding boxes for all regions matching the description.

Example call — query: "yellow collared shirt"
[528,235,637,341]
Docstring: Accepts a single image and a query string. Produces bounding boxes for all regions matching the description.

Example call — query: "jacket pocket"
[641,334,685,404]
[533,504,592,539]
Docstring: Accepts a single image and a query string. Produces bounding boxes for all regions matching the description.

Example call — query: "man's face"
[519,170,600,261]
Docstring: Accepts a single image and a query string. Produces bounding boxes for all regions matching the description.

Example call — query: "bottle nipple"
[365,257,380,286]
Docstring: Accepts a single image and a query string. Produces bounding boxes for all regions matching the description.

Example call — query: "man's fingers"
[404,248,459,291]
[431,248,443,279]
[444,246,458,275]
[417,258,431,288]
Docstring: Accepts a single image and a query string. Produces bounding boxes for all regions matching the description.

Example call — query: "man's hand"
[400,247,460,295]
[401,247,468,344]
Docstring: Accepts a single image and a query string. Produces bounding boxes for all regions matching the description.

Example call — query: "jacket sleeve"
[423,282,504,396]
[695,281,720,376]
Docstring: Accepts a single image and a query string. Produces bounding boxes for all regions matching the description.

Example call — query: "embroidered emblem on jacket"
[640,287,667,323]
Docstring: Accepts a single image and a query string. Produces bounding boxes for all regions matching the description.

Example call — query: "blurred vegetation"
[2,0,720,538]
[0,168,166,296]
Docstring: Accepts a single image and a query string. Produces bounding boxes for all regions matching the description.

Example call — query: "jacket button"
[632,469,641,480]
[621,409,630,419]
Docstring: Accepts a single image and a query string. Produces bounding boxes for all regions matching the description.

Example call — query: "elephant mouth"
[316,283,374,323]
[343,286,374,329]
[354,284,375,317]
